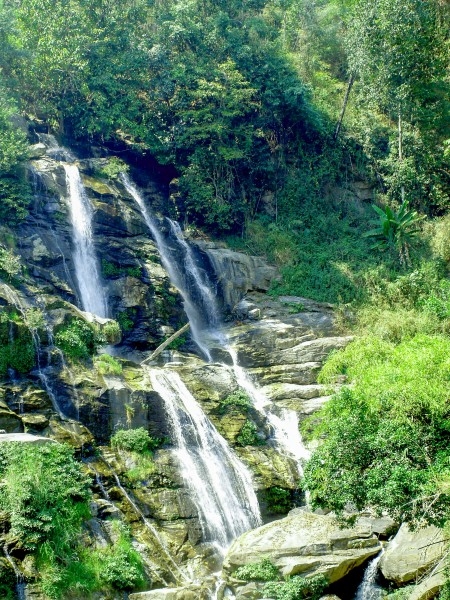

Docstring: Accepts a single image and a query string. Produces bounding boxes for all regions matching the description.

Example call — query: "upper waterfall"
[64,164,108,318]
[121,173,214,360]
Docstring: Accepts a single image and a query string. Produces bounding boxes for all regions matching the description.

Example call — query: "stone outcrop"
[409,563,446,600]
[380,524,446,585]
[193,240,280,310]
[223,510,382,591]
[129,584,212,600]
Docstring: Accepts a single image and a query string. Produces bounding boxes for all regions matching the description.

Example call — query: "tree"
[346,0,450,208]
[364,200,424,265]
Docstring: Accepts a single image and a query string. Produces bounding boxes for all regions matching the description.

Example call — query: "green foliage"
[219,390,252,415]
[364,201,425,265]
[54,318,97,360]
[0,247,21,279]
[0,310,36,376]
[96,157,129,180]
[38,522,147,598]
[94,353,123,375]
[263,574,328,600]
[236,420,264,447]
[0,84,29,174]
[0,443,90,550]
[116,308,137,332]
[264,487,294,515]
[110,427,161,453]
[102,259,142,280]
[234,558,280,583]
[96,319,122,345]
[0,177,30,226]
[306,334,450,525]
[99,522,146,590]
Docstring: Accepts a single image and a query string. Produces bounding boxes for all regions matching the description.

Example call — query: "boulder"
[0,433,53,445]
[129,585,210,600]
[193,241,279,309]
[380,524,446,585]
[0,407,23,433]
[409,565,446,600]
[223,510,381,585]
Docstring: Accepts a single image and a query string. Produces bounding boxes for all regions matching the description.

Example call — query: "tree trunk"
[334,72,355,142]
[141,323,190,364]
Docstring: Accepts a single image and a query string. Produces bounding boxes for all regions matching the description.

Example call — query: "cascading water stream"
[122,178,310,474]
[64,164,108,318]
[226,345,310,474]
[3,545,26,600]
[120,173,212,360]
[0,284,68,419]
[149,367,261,554]
[354,551,384,600]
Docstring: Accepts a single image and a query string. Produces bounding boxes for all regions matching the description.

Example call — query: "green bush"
[0,313,36,376]
[102,259,142,280]
[306,334,450,525]
[263,574,328,600]
[96,157,129,180]
[94,353,123,375]
[95,320,122,345]
[265,487,293,515]
[0,176,30,226]
[111,427,161,453]
[0,247,21,280]
[100,523,146,590]
[0,443,90,551]
[219,390,252,415]
[54,318,96,360]
[116,308,137,332]
[236,420,264,447]
[234,558,280,582]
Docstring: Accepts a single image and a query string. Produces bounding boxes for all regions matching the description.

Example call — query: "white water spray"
[355,551,384,600]
[149,368,261,554]
[121,173,212,360]
[64,164,108,317]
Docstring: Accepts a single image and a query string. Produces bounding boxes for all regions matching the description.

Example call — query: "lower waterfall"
[149,367,261,555]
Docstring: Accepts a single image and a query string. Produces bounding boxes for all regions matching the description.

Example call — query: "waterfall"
[120,173,213,360]
[3,545,26,600]
[226,346,310,474]
[0,284,68,419]
[121,176,309,473]
[355,551,384,600]
[64,164,108,318]
[149,368,261,554]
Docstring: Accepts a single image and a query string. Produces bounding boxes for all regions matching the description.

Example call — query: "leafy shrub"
[0,443,90,550]
[96,157,129,180]
[54,318,96,359]
[111,427,161,453]
[0,176,30,226]
[100,523,145,590]
[0,247,21,279]
[265,487,293,515]
[219,390,252,415]
[94,354,123,375]
[234,558,280,582]
[0,314,36,376]
[263,574,328,600]
[116,308,137,332]
[95,320,122,345]
[102,259,142,280]
[236,420,264,447]
[306,334,450,525]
